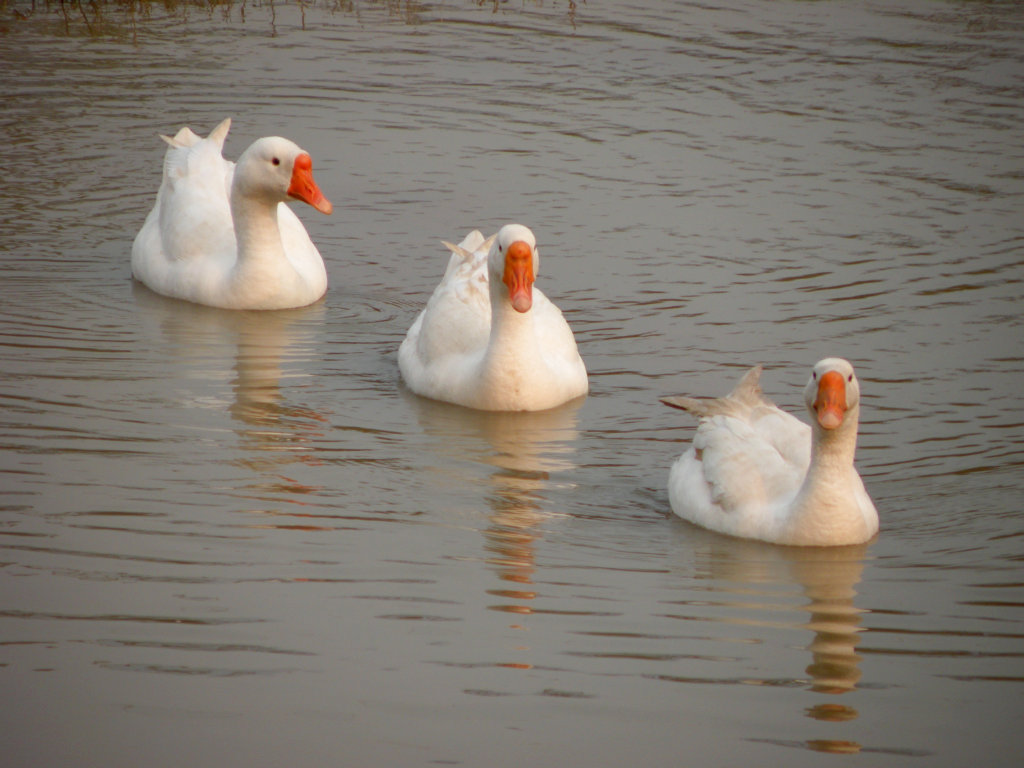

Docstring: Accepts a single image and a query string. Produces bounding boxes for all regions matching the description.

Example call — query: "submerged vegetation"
[0,0,580,36]
[2,0,366,36]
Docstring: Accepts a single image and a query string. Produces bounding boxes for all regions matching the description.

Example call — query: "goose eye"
[848,373,853,382]
[812,372,817,380]
[272,157,281,166]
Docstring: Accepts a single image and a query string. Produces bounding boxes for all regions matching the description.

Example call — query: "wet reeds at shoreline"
[0,0,414,37]
[1,0,579,37]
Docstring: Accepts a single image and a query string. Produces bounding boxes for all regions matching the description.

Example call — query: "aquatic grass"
[1,0,582,37]
[0,0,419,37]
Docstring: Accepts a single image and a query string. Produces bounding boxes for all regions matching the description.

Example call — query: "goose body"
[398,224,588,411]
[131,118,332,310]
[662,358,878,546]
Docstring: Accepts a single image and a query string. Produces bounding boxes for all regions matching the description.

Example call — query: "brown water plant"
[1,0,580,37]
[0,0,393,37]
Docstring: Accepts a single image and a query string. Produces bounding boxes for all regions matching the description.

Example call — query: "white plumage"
[398,224,588,412]
[132,118,332,310]
[663,358,879,546]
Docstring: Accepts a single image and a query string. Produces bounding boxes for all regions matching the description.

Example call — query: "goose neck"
[230,189,286,267]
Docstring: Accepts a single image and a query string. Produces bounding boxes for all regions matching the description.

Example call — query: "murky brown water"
[2,1,1023,765]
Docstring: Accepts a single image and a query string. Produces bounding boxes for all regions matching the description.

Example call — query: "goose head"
[234,137,333,214]
[489,223,539,313]
[804,357,861,431]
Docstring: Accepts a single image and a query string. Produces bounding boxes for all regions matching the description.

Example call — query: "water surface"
[2,1,1023,765]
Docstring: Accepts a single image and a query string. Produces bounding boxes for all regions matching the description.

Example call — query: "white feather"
[132,118,330,310]
[399,224,588,412]
[663,359,879,546]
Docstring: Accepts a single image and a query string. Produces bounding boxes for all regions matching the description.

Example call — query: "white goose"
[131,118,332,310]
[398,224,588,411]
[662,358,879,546]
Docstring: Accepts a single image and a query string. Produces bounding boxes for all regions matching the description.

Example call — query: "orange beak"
[814,370,847,429]
[287,153,333,215]
[503,240,534,313]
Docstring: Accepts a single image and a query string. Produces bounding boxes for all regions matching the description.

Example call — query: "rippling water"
[2,1,1023,765]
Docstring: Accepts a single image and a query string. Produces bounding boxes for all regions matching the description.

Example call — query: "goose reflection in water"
[478,406,580,612]
[687,534,870,753]
[405,393,582,661]
[793,546,868,697]
[132,284,329,519]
